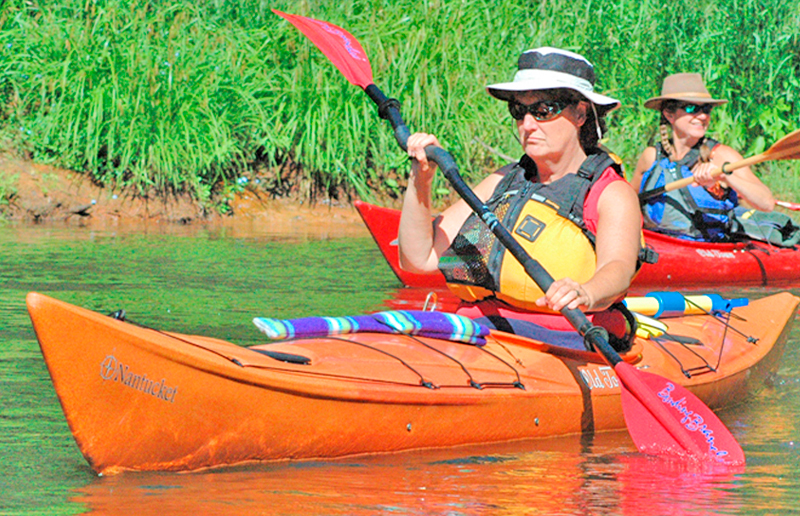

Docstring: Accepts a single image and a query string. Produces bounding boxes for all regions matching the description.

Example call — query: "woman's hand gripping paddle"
[274,9,745,466]
[640,129,800,202]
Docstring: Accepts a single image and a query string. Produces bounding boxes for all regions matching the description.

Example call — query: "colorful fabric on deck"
[253,310,490,346]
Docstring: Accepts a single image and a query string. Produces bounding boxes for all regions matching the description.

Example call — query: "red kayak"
[355,201,800,290]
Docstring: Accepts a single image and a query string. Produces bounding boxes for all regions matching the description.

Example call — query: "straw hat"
[487,47,620,111]
[644,73,728,111]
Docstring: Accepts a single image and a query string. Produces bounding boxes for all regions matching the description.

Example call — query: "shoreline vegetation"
[1,0,799,223]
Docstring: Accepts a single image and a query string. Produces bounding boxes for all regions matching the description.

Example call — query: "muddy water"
[2,218,800,515]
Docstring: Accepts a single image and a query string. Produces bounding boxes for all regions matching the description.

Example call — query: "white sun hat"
[487,47,620,111]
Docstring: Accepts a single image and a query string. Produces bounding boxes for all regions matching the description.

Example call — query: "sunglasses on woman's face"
[679,103,714,115]
[508,99,572,122]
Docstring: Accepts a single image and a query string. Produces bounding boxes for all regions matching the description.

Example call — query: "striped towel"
[253,310,490,346]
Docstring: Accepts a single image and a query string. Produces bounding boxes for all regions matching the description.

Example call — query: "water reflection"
[70,432,761,516]
[70,434,614,515]
[615,454,746,515]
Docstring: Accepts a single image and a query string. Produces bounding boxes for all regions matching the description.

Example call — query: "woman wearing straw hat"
[397,47,649,343]
[631,73,775,242]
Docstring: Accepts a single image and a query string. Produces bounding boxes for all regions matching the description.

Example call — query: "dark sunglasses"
[679,103,714,115]
[508,99,572,122]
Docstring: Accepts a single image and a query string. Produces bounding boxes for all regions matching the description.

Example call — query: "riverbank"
[4,0,797,206]
[0,154,372,237]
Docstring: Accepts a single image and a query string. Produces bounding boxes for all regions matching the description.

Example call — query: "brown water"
[2,220,800,515]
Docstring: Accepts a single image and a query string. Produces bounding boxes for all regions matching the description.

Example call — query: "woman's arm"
[397,133,441,274]
[397,133,503,274]
[630,146,657,191]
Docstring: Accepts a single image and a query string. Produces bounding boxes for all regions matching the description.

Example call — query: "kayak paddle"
[274,10,745,466]
[777,199,800,211]
[640,128,800,201]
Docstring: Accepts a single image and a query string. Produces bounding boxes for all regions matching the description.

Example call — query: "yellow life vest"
[441,192,596,312]
[438,152,656,313]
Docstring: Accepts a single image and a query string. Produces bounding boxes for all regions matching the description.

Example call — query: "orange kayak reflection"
[71,434,743,516]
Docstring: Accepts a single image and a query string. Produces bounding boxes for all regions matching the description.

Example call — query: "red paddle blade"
[273,10,374,89]
[616,363,745,466]
[777,199,800,211]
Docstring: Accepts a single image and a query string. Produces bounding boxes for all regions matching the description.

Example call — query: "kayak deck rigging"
[653,310,760,378]
[260,333,533,391]
[128,313,530,391]
[103,297,759,390]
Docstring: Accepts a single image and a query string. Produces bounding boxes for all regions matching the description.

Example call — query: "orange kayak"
[27,291,798,475]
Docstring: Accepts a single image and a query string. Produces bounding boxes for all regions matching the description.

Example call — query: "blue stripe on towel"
[445,313,472,342]
[324,316,359,335]
[252,318,295,340]
[376,311,422,334]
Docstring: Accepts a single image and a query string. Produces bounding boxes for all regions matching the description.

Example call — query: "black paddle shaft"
[363,84,622,363]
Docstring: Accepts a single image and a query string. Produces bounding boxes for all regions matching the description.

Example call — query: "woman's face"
[511,91,587,162]
[664,103,712,140]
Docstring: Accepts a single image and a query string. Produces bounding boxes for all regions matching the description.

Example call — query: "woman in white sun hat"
[631,73,775,242]
[397,47,652,348]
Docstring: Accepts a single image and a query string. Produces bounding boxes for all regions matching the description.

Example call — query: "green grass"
[1,0,799,208]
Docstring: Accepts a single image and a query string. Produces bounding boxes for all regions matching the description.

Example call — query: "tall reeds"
[1,0,799,206]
